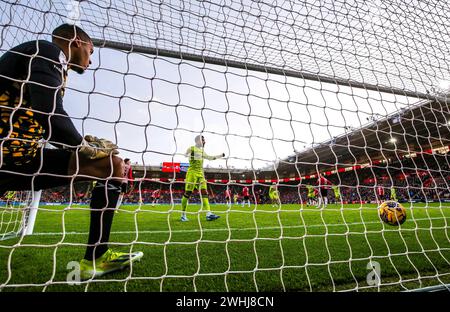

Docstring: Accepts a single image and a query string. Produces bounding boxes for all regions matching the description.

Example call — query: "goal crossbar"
[91,38,431,101]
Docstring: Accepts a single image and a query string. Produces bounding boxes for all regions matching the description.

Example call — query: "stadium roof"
[277,99,450,177]
[132,98,449,182]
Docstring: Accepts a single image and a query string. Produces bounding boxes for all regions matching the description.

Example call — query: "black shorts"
[0,148,73,192]
[244,195,249,200]
[121,183,130,194]
[320,188,328,197]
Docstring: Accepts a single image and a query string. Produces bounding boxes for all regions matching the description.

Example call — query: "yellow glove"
[79,135,119,159]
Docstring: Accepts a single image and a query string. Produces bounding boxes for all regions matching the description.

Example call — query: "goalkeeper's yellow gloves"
[213,153,225,160]
[79,135,119,160]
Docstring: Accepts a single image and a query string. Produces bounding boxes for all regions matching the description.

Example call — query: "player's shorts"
[225,196,231,201]
[269,194,278,200]
[121,183,130,194]
[320,188,328,197]
[0,148,73,192]
[185,170,207,192]
[307,194,315,199]
[244,195,249,200]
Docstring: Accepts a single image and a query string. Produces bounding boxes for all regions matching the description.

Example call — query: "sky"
[0,0,447,170]
[64,49,412,170]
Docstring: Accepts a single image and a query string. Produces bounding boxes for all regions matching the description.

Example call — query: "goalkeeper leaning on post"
[0,24,143,280]
[181,135,225,222]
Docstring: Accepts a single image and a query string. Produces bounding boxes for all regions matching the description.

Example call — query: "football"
[378,200,407,226]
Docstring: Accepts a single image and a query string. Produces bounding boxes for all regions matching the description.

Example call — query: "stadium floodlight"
[388,137,397,143]
[438,80,450,93]
[430,79,450,98]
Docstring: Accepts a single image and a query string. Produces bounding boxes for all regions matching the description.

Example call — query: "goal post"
[0,190,42,240]
[90,38,433,101]
[23,190,42,236]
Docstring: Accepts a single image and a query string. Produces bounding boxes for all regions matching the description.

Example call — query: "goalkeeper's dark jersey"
[0,40,82,166]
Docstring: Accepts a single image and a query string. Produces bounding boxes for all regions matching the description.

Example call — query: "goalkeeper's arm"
[28,55,118,160]
[203,152,225,160]
[28,55,83,148]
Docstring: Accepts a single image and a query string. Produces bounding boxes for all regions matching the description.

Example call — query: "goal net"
[0,190,41,241]
[0,0,449,292]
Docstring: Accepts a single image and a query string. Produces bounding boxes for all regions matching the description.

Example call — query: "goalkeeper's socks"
[181,196,188,212]
[202,197,211,212]
[84,180,122,261]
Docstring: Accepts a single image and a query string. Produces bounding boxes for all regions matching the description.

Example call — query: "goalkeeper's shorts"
[185,170,207,192]
[0,147,73,192]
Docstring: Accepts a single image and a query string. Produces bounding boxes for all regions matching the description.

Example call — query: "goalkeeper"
[180,135,225,222]
[0,24,143,280]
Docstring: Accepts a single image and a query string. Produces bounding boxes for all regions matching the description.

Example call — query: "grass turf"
[0,202,449,292]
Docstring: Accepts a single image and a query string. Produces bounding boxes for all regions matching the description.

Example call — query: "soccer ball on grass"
[378,200,407,226]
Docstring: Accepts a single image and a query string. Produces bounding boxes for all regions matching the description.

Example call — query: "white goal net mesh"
[0,191,30,240]
[0,0,449,292]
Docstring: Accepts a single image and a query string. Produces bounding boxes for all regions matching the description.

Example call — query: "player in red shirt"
[242,186,251,208]
[225,186,232,208]
[376,185,385,204]
[151,188,161,206]
[317,173,332,209]
[115,158,134,212]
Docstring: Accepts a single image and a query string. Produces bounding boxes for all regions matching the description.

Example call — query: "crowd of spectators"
[5,154,449,205]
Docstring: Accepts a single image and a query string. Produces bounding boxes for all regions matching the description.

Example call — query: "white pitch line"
[31,216,448,237]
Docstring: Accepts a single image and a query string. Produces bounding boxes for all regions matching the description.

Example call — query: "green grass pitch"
[0,203,449,292]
